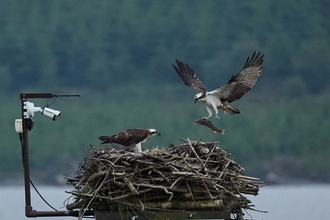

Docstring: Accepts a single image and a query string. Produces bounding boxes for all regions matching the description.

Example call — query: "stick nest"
[65,138,262,217]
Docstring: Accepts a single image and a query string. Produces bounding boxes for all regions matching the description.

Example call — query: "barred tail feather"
[221,104,240,115]
[99,135,116,144]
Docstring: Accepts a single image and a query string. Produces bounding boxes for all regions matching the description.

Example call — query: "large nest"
[66,138,262,218]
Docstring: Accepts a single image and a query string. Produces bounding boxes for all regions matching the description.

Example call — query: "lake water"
[0,184,329,220]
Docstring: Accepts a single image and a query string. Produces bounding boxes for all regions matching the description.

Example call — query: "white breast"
[204,93,222,107]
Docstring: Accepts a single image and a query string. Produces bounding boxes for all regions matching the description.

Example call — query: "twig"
[185,182,194,201]
[186,138,208,173]
[152,168,170,183]
[170,177,181,189]
[123,177,138,195]
[217,160,230,180]
[179,137,219,145]
[80,168,110,219]
[74,175,86,189]
[66,139,261,215]
[111,188,153,201]
[134,183,174,201]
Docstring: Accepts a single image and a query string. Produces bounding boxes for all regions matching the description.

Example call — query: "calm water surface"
[0,184,329,220]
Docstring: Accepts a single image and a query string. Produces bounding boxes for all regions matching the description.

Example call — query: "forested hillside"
[1,0,329,184]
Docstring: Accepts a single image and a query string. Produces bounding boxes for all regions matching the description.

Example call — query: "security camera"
[23,101,61,121]
[23,102,42,118]
[41,107,61,121]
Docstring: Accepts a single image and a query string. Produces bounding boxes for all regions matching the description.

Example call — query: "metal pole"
[21,95,34,216]
[19,93,94,218]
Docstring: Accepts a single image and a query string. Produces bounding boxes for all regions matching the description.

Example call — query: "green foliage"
[0,0,329,183]
[2,88,330,183]
[1,0,330,94]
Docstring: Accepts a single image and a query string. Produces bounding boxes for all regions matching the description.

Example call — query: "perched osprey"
[172,51,264,119]
[99,128,160,152]
[195,118,225,134]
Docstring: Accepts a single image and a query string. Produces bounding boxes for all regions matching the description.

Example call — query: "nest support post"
[19,93,91,218]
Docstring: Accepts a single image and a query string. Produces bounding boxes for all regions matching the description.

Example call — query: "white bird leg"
[135,143,142,152]
[203,106,213,119]
[213,107,221,120]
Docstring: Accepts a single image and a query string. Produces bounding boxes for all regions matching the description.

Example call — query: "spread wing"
[214,51,264,103]
[172,59,206,94]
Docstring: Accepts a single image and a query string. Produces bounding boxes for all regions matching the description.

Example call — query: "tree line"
[1,0,329,183]
[0,0,329,94]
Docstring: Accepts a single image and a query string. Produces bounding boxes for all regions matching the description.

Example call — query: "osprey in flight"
[172,51,264,119]
[99,128,160,152]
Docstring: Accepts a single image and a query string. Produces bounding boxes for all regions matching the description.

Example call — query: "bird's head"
[148,128,161,136]
[194,92,204,103]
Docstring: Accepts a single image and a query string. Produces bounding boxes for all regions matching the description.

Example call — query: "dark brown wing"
[116,129,149,146]
[99,129,149,146]
[214,51,264,103]
[172,59,206,94]
[99,134,126,145]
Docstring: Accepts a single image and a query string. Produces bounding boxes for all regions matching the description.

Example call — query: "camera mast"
[17,93,93,218]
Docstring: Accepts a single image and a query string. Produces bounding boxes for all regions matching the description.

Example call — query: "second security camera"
[41,107,61,121]
[23,102,61,121]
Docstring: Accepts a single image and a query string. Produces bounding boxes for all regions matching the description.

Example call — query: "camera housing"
[41,107,61,121]
[23,101,61,121]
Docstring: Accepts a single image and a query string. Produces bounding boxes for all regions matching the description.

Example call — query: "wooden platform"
[95,210,233,220]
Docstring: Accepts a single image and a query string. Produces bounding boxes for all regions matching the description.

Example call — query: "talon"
[201,115,212,119]
[213,114,221,120]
